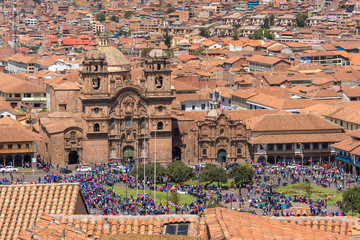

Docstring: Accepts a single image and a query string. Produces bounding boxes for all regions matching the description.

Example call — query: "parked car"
[1,166,18,172]
[76,166,92,172]
[286,164,300,170]
[313,165,322,171]
[111,165,127,173]
[60,168,72,174]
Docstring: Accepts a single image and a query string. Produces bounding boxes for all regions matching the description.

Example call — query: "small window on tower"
[155,76,163,89]
[92,78,100,90]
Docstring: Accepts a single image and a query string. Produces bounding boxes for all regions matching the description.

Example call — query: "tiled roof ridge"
[0,182,80,188]
[48,213,198,221]
[270,216,359,222]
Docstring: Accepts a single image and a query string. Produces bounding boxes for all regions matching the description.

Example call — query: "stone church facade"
[39,37,175,165]
[38,36,252,166]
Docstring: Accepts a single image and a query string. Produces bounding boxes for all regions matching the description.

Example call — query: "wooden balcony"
[0,148,33,154]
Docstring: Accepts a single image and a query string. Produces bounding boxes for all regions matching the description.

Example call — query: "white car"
[111,165,127,173]
[76,166,92,172]
[1,166,18,172]
[286,164,300,170]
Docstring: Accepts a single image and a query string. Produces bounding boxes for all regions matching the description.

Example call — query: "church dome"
[148,48,168,59]
[98,45,130,66]
[85,47,106,61]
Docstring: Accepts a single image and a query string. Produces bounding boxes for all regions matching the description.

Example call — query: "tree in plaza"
[296,13,308,28]
[342,186,360,215]
[163,28,172,49]
[96,12,106,22]
[228,164,255,195]
[200,163,227,187]
[110,15,119,22]
[167,161,194,184]
[130,163,166,180]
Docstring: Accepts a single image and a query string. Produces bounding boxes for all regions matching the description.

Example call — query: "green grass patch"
[106,186,196,206]
[182,179,234,187]
[276,183,342,206]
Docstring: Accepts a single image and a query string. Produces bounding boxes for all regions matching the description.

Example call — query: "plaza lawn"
[107,186,196,205]
[183,179,234,188]
[276,183,343,206]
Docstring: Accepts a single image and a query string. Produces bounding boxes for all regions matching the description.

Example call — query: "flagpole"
[136,138,138,195]
[154,129,157,204]
[143,130,146,196]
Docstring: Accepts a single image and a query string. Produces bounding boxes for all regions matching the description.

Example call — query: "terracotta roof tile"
[2,183,82,240]
[204,208,355,240]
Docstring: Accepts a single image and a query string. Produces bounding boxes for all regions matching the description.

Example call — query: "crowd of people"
[0,161,356,217]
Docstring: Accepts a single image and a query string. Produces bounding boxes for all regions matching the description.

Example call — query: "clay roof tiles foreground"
[0,183,85,240]
[19,213,206,240]
[0,116,41,143]
[204,208,354,240]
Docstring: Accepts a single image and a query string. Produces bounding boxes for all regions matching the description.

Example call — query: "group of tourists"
[0,160,357,218]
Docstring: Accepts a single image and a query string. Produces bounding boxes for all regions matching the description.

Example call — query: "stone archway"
[258,156,266,165]
[24,155,32,165]
[69,151,79,164]
[172,147,181,161]
[294,155,302,165]
[14,155,22,167]
[267,156,275,164]
[5,155,13,166]
[217,149,227,164]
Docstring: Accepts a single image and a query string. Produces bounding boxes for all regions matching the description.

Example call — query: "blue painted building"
[331,129,360,174]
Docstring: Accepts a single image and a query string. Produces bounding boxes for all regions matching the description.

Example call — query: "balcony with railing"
[335,155,351,163]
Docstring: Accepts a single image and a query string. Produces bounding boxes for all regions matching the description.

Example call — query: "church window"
[157,64,161,70]
[70,131,76,142]
[157,122,163,130]
[237,148,242,155]
[94,123,100,132]
[94,65,98,71]
[192,105,195,110]
[201,104,206,110]
[202,149,207,155]
[93,108,100,114]
[220,129,224,135]
[158,106,163,112]
[59,104,67,111]
[155,76,163,89]
[92,78,100,90]
[181,105,185,111]
[140,118,145,126]
[125,117,131,128]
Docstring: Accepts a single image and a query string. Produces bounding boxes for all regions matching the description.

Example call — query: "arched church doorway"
[123,146,134,163]
[172,147,181,161]
[69,151,79,164]
[217,149,227,164]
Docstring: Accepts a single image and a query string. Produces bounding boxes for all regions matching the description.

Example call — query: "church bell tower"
[143,48,172,97]
[79,46,110,98]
